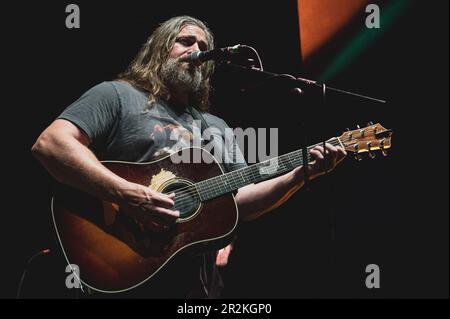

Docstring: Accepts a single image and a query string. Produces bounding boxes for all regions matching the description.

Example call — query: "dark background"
[2,0,448,298]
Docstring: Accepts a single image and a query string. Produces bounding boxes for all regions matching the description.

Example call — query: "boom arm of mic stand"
[223,63,387,104]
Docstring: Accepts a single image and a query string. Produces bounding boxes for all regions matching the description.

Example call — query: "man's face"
[169,24,208,61]
[161,24,209,93]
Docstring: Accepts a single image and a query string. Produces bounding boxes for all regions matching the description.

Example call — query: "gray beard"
[161,59,203,94]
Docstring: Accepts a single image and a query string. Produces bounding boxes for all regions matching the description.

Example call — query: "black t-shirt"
[57,81,247,298]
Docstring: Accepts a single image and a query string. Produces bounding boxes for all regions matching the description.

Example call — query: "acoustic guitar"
[52,123,392,293]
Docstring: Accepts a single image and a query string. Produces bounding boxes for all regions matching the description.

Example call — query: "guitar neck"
[196,137,342,201]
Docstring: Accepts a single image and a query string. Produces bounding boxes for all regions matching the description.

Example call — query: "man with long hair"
[32,16,346,298]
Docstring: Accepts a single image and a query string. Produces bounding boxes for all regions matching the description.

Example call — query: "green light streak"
[318,0,411,83]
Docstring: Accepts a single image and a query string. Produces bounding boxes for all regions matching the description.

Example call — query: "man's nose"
[187,42,200,54]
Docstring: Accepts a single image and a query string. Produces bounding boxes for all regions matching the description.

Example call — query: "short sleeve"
[58,82,121,151]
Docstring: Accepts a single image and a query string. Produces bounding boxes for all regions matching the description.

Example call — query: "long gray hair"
[118,16,215,111]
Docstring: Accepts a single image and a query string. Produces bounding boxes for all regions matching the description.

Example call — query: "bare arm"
[236,144,346,221]
[235,169,303,221]
[32,119,178,228]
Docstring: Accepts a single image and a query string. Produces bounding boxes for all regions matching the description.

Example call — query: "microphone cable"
[16,248,51,298]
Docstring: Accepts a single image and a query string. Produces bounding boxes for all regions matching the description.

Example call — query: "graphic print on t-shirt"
[149,120,194,158]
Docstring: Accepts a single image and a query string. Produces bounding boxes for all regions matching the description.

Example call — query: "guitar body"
[52,147,238,293]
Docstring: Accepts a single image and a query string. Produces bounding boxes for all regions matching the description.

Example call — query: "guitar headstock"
[338,123,393,160]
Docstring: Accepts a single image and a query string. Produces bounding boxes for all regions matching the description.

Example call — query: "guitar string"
[173,156,306,213]
[168,134,383,211]
[166,137,358,209]
[168,139,338,203]
[140,128,385,209]
[156,129,387,208]
[168,134,381,209]
[169,137,338,197]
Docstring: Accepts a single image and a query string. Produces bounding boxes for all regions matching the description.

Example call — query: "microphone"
[179,44,242,65]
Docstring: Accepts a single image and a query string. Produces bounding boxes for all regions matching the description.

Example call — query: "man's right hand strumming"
[32,119,179,233]
[118,183,180,232]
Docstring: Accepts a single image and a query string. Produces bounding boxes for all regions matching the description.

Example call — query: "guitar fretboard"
[193,137,341,201]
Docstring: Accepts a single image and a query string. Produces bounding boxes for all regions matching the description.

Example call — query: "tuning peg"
[367,121,374,126]
[356,124,361,129]
[354,153,363,161]
[368,151,376,159]
[382,149,389,157]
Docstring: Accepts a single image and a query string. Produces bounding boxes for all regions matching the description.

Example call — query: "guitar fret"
[194,183,204,202]
[239,171,246,185]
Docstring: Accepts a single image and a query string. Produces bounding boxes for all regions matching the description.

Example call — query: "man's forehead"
[177,25,208,43]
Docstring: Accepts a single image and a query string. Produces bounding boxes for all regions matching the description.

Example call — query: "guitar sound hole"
[162,180,201,220]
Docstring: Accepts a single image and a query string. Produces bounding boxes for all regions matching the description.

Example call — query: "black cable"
[16,249,50,299]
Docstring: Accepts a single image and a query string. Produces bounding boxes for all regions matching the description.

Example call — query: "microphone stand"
[221,61,386,293]
[222,62,386,189]
[222,62,386,104]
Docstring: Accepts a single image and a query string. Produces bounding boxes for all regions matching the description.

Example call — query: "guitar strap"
[187,105,227,173]
[187,105,209,141]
